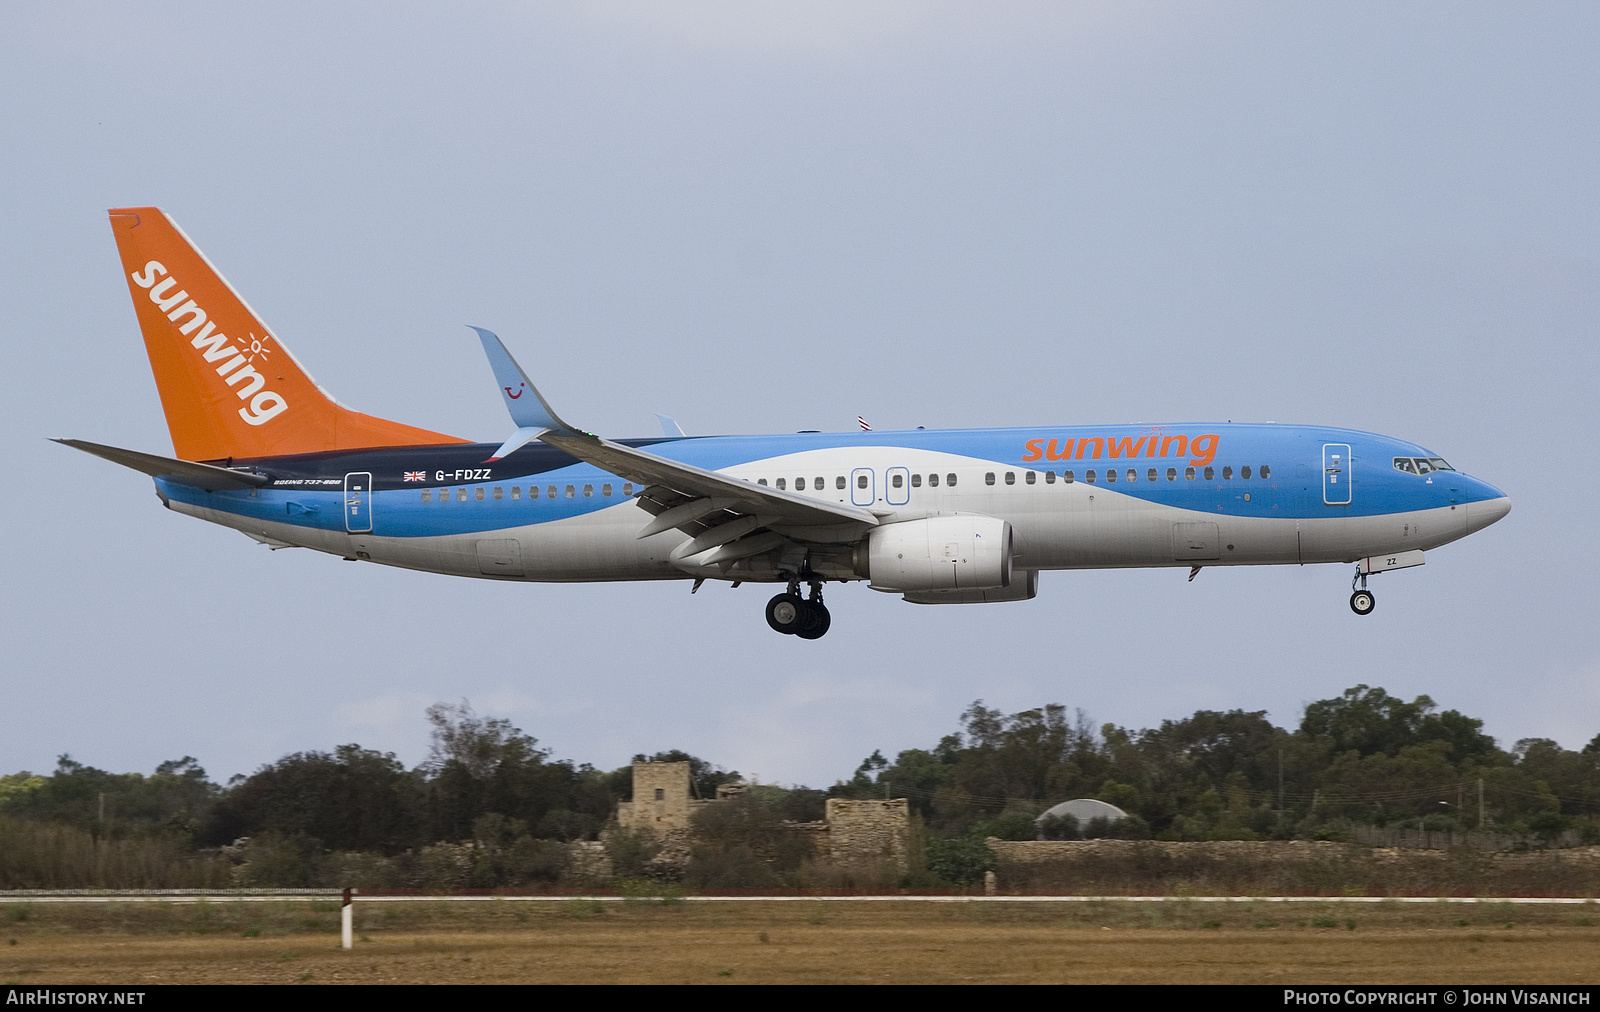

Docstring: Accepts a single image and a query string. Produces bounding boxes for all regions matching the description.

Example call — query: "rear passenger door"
[344,472,373,533]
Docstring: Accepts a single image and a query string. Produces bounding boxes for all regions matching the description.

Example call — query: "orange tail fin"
[108,207,467,461]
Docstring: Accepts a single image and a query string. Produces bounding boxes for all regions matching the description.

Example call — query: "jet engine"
[855,514,1013,593]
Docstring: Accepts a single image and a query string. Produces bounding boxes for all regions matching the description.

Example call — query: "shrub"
[925,835,995,886]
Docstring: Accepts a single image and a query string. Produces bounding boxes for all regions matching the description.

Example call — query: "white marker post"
[341,887,353,950]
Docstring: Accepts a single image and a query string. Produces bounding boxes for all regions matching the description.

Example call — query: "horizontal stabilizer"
[53,438,269,491]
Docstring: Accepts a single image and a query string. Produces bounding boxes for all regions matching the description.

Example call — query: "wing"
[470,328,879,566]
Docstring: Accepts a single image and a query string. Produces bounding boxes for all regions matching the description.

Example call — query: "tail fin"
[108,207,467,461]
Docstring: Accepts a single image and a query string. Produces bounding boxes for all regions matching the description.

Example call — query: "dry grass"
[4,899,1600,984]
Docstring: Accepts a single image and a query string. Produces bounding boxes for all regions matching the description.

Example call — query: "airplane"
[58,207,1511,640]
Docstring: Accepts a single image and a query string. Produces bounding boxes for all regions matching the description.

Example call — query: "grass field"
[4,899,1600,984]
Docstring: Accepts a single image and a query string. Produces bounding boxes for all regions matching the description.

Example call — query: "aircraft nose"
[1466,493,1511,533]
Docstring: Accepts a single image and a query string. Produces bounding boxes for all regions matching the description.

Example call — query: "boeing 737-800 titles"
[59,208,1511,639]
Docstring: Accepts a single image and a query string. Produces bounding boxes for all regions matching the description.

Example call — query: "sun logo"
[243,331,275,364]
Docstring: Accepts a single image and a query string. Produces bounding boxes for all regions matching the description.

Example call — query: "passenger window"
[946,473,957,487]
[623,482,634,496]
[1147,468,1156,482]
[1166,467,1176,481]
[602,483,612,497]
[891,474,903,489]
[985,472,996,485]
[1222,467,1232,480]
[583,484,593,497]
[814,476,824,490]
[475,488,485,501]
[795,477,806,491]
[1260,465,1270,480]
[929,473,940,487]
[1185,467,1195,480]
[511,486,520,500]
[547,486,557,498]
[458,488,468,501]
[758,478,768,486]
[1204,467,1215,481]
[493,487,503,500]
[836,476,846,490]
[1044,471,1056,484]
[421,489,431,502]
[1063,470,1074,483]
[1004,472,1016,485]
[911,473,922,488]
[776,478,786,490]
[1086,470,1096,483]
[857,474,869,489]
[1241,466,1251,480]
[565,485,575,498]
[1127,469,1136,482]
[1025,471,1036,485]
[1106,469,1116,482]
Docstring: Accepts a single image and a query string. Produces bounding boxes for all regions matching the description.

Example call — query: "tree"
[427,702,558,840]
[204,745,421,852]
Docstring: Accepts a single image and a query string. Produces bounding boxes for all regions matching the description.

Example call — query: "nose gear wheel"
[1349,567,1375,616]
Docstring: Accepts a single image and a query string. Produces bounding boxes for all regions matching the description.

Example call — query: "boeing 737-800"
[58,208,1511,639]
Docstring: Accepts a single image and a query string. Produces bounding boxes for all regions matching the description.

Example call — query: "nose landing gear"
[1350,568,1375,616]
[766,580,832,639]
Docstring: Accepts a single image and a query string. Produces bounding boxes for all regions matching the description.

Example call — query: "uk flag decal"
[402,471,426,482]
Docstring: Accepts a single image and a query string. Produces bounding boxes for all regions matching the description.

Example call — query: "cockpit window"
[1395,456,1453,475]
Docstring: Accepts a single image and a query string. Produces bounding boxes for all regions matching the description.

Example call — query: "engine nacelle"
[903,569,1037,605]
[857,514,1013,593]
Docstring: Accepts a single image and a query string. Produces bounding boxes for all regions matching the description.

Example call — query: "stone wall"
[565,840,612,884]
[984,838,1600,895]
[987,838,1347,864]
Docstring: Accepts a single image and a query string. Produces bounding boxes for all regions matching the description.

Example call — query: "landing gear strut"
[766,580,832,639]
[1350,568,1375,616]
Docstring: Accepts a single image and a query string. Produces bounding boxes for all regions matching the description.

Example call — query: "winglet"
[470,327,575,435]
[655,413,686,437]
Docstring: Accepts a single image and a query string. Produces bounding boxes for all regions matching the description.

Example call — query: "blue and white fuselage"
[152,421,1509,614]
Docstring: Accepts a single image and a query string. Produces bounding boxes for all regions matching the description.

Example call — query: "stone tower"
[616,760,707,834]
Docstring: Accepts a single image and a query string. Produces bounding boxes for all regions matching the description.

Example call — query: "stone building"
[612,761,910,875]
[816,799,910,870]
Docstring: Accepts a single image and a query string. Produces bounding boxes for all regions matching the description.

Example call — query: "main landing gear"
[1350,568,1375,616]
[766,580,831,639]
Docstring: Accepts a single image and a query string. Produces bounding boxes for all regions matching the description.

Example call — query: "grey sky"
[3,2,1595,787]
